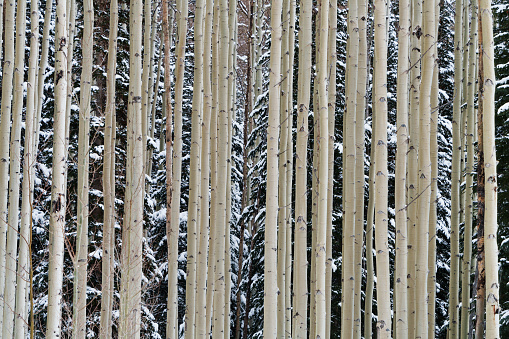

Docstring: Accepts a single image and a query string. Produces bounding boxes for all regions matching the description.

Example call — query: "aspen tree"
[479,0,499,334]
[73,0,94,336]
[196,0,213,336]
[100,0,118,336]
[185,0,205,334]
[293,0,311,333]
[342,0,359,333]
[373,0,391,335]
[46,0,68,334]
[461,3,477,337]
[277,0,290,333]
[141,0,152,164]
[325,0,337,336]
[449,0,464,332]
[3,0,27,335]
[264,0,282,334]
[212,0,230,333]
[354,0,367,334]
[0,0,15,329]
[407,0,422,333]
[119,0,144,336]
[14,0,39,336]
[315,0,329,336]
[394,0,410,333]
[415,0,435,335]
[65,0,76,146]
[168,0,187,335]
[428,1,440,335]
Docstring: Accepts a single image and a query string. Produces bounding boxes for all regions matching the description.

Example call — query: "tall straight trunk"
[428,1,440,335]
[373,0,390,335]
[342,0,359,334]
[14,0,39,336]
[141,0,151,163]
[185,0,205,335]
[167,0,187,335]
[353,0,366,336]
[479,0,499,335]
[196,0,213,336]
[325,0,337,337]
[315,0,329,336]
[449,0,464,333]
[293,0,311,333]
[3,0,27,335]
[45,0,68,334]
[461,3,477,337]
[264,0,282,334]
[73,0,94,336]
[65,0,76,148]
[212,0,229,334]
[100,0,118,336]
[407,0,422,333]
[394,0,410,334]
[277,0,290,334]
[119,0,144,336]
[415,0,435,336]
[0,0,15,329]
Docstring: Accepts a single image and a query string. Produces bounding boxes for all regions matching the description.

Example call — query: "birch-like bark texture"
[3,0,28,335]
[100,0,118,336]
[315,0,329,336]
[46,0,68,334]
[373,0,391,335]
[461,2,477,337]
[342,0,359,333]
[196,0,213,335]
[407,0,422,333]
[325,0,337,337]
[168,0,187,335]
[141,0,152,165]
[479,0,500,335]
[293,0,311,333]
[415,0,435,335]
[185,0,205,334]
[14,0,39,336]
[264,0,282,334]
[0,0,15,329]
[212,0,230,334]
[120,0,144,336]
[73,0,93,336]
[449,0,464,333]
[394,0,410,334]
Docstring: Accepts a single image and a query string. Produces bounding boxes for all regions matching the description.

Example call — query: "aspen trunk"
[0,0,15,330]
[100,0,118,336]
[73,0,93,336]
[141,0,152,164]
[394,0,410,334]
[264,0,282,334]
[14,0,39,336]
[373,0,391,335]
[449,0,464,333]
[3,0,28,335]
[46,0,68,334]
[479,0,499,335]
[167,0,187,335]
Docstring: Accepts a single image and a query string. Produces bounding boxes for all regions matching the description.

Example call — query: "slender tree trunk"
[264,0,282,334]
[394,0,410,334]
[73,0,93,336]
[14,1,39,336]
[3,0,27,335]
[141,0,152,164]
[167,0,187,335]
[373,0,391,335]
[479,0,499,335]
[0,0,15,330]
[100,0,118,336]
[293,0,311,333]
[45,0,68,334]
[461,3,477,337]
